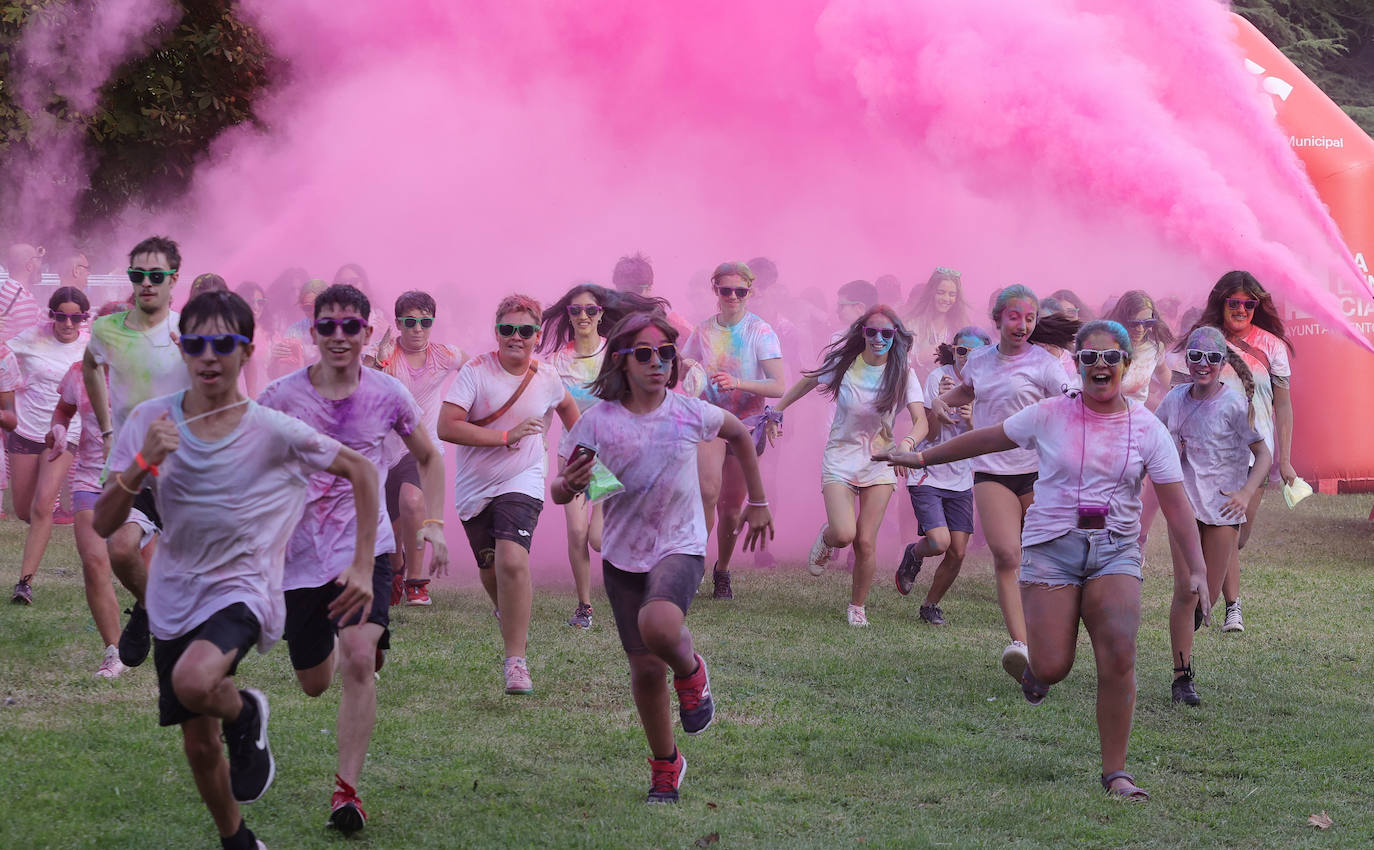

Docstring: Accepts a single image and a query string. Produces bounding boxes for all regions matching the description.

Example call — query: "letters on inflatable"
[1231,15,1374,493]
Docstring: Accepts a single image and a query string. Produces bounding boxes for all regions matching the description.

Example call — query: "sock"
[652,748,679,763]
[220,819,256,850]
[227,689,253,730]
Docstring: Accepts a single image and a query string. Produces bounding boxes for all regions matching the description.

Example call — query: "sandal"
[1100,770,1150,801]
[1020,667,1050,706]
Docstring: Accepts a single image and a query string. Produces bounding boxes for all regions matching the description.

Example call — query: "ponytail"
[1225,348,1258,427]
[1029,313,1081,349]
[934,342,955,366]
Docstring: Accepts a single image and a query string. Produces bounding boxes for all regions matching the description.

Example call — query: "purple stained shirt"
[259,367,421,589]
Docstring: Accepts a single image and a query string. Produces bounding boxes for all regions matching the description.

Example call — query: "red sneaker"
[647,750,686,803]
[672,653,714,735]
[389,573,403,607]
[329,774,367,833]
[404,579,432,606]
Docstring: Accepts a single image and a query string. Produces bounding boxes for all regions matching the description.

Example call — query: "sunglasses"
[49,310,89,324]
[1185,348,1225,365]
[180,333,250,356]
[1226,298,1259,311]
[127,268,176,285]
[1123,319,1157,329]
[1075,349,1126,367]
[314,317,368,337]
[567,304,603,318]
[954,344,983,357]
[715,286,751,299]
[934,266,961,278]
[617,343,677,363]
[397,316,435,329]
[862,326,895,341]
[496,323,539,339]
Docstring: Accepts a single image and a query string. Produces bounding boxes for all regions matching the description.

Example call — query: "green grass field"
[2,494,1372,849]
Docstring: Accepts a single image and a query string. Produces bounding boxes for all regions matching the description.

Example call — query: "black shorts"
[283,554,392,671]
[908,484,975,535]
[973,471,1038,499]
[603,555,705,655]
[153,603,260,727]
[133,485,163,530]
[5,432,44,455]
[385,452,421,523]
[461,493,542,569]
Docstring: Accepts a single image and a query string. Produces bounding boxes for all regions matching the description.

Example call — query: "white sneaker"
[1001,640,1030,682]
[808,525,833,576]
[96,644,127,679]
[1222,599,1244,633]
[846,604,869,627]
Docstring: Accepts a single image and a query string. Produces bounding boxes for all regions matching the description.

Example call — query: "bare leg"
[713,453,748,575]
[1226,485,1265,602]
[1019,583,1082,685]
[7,451,37,524]
[336,622,385,786]
[974,481,1031,643]
[588,502,604,553]
[820,483,858,550]
[697,440,725,535]
[74,511,122,646]
[182,715,244,838]
[627,653,675,759]
[494,539,532,657]
[923,531,969,606]
[107,522,150,602]
[16,451,73,584]
[564,495,593,607]
[850,485,893,607]
[1080,575,1143,779]
[398,482,426,581]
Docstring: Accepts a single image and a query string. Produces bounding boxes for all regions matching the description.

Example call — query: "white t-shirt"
[110,394,341,649]
[682,312,782,420]
[548,343,605,414]
[444,352,569,520]
[258,368,421,589]
[914,364,974,492]
[57,363,104,493]
[378,341,465,464]
[1154,383,1262,527]
[0,343,20,392]
[1222,325,1290,456]
[7,325,87,442]
[564,393,724,571]
[1003,395,1182,546]
[960,344,1075,475]
[86,310,188,441]
[818,359,922,488]
[1121,340,1163,405]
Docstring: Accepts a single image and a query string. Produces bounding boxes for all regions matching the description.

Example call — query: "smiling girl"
[900,267,973,377]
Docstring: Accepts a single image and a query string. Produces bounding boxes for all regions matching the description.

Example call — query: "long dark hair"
[805,305,912,415]
[902,267,971,331]
[1107,289,1175,348]
[1030,313,1081,348]
[588,311,680,401]
[539,283,670,354]
[1190,270,1292,352]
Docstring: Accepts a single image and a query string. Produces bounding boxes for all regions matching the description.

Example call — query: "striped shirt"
[0,278,40,342]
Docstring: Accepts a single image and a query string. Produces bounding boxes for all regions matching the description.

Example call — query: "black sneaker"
[225,688,276,803]
[895,544,923,596]
[1172,672,1201,706]
[118,603,151,667]
[11,578,33,605]
[919,603,947,626]
[712,569,733,600]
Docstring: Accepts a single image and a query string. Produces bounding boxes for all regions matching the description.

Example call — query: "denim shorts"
[1019,529,1143,587]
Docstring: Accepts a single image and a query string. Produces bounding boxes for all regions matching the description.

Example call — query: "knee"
[300,674,331,698]
[828,526,856,549]
[338,636,377,683]
[28,499,52,523]
[108,537,141,568]
[852,536,876,559]
[171,668,216,713]
[401,488,425,520]
[989,547,1021,573]
[182,729,223,770]
[628,656,668,690]
[1096,639,1138,680]
[926,529,951,554]
[1031,653,1074,685]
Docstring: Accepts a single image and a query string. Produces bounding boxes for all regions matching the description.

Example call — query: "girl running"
[881,320,1210,802]
[552,311,773,803]
[1108,291,1174,406]
[767,306,928,626]
[1184,270,1295,633]
[894,326,990,625]
[900,267,973,377]
[1154,326,1270,706]
[540,282,668,628]
[927,285,1078,679]
[682,261,786,600]
[8,287,90,605]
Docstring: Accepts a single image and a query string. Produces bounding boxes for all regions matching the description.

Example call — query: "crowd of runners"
[0,237,1297,845]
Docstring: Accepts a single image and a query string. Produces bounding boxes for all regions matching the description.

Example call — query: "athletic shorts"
[283,554,393,671]
[385,452,421,523]
[73,489,100,514]
[908,484,975,535]
[1020,530,1143,587]
[603,555,705,655]
[461,493,542,569]
[122,487,163,549]
[5,432,44,455]
[153,602,259,727]
[973,471,1038,498]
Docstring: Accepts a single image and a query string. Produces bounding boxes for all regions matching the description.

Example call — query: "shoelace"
[649,757,679,791]
[332,774,365,813]
[675,664,705,710]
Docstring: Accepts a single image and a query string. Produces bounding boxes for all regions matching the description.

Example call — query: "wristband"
[915,450,927,469]
[746,498,769,507]
[422,519,445,528]
[101,429,114,437]
[135,451,159,477]
[114,473,139,495]
[502,430,509,447]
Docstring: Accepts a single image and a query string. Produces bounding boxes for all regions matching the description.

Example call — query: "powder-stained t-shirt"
[1154,383,1262,527]
[1221,324,1290,457]
[443,352,568,520]
[913,364,974,492]
[0,278,40,342]
[564,393,724,572]
[548,343,605,414]
[259,367,421,589]
[0,343,19,392]
[818,359,922,488]
[1121,340,1163,405]
[681,312,782,420]
[1004,395,1182,546]
[7,325,87,442]
[377,341,465,464]
[86,310,188,441]
[57,362,104,494]
[959,344,1075,475]
[110,393,341,650]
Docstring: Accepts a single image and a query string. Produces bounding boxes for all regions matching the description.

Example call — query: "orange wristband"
[135,451,159,477]
[502,430,509,447]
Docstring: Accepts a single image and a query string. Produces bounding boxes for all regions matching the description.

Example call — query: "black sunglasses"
[616,343,677,364]
[568,304,603,318]
[954,345,973,357]
[1123,319,1157,329]
[862,326,895,341]
[715,286,751,299]
[397,316,435,329]
[180,333,250,356]
[1185,349,1225,365]
[315,317,368,337]
[50,310,89,324]
[1075,349,1126,367]
[127,268,177,285]
[1226,297,1259,311]
[496,323,539,339]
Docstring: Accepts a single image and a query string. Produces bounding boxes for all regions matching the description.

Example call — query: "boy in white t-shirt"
[439,293,580,696]
[93,290,379,850]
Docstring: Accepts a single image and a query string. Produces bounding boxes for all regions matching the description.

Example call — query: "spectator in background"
[1049,289,1093,321]
[58,252,91,290]
[835,279,879,338]
[613,252,694,338]
[874,274,903,309]
[901,267,974,376]
[190,274,228,298]
[2,243,43,342]
[235,282,270,397]
[271,277,328,379]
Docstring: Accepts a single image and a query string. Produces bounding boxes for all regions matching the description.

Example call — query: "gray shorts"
[1020,530,1142,587]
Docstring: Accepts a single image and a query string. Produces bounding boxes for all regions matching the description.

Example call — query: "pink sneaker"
[504,656,533,695]
[96,645,127,679]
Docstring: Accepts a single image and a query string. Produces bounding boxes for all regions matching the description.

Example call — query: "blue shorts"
[73,490,101,514]
[1019,530,1142,587]
[907,485,974,535]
